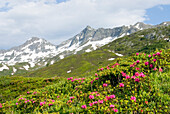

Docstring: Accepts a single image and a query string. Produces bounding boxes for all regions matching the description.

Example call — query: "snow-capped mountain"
[0,22,169,75]
[57,22,153,54]
[0,37,58,66]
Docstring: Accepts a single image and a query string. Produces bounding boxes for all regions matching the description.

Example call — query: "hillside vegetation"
[0,76,64,103]
[100,25,170,55]
[0,49,169,113]
[23,50,119,78]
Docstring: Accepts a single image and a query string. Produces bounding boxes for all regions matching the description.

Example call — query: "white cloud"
[0,0,170,49]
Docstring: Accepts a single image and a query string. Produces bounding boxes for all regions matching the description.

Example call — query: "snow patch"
[127,32,130,35]
[19,67,24,70]
[50,60,55,65]
[119,33,126,38]
[0,64,9,71]
[135,23,143,30]
[59,55,64,59]
[13,67,17,73]
[29,62,35,68]
[44,62,47,66]
[23,65,29,70]
[85,49,91,52]
[67,70,71,73]
[115,53,123,56]
[108,58,115,61]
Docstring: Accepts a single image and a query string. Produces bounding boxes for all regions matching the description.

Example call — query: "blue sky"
[0,0,170,49]
[145,5,170,25]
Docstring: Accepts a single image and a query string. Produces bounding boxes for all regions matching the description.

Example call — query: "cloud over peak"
[0,0,170,49]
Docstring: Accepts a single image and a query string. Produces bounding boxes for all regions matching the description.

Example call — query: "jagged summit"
[158,21,170,26]
[133,22,153,30]
[25,37,48,44]
[85,25,93,30]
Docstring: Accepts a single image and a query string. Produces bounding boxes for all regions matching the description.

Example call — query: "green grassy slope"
[0,49,169,113]
[23,50,119,78]
[0,76,64,103]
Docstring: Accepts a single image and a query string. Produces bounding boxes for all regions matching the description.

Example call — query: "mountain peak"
[158,21,170,26]
[27,37,46,42]
[86,25,92,29]
[133,22,153,30]
[84,25,94,31]
[133,22,148,27]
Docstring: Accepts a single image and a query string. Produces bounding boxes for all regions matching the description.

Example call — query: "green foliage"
[0,76,63,103]
[0,49,169,113]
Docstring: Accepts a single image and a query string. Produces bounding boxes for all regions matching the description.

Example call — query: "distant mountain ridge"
[0,21,169,75]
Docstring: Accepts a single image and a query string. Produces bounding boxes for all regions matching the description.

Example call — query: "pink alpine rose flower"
[136,68,140,70]
[95,77,99,80]
[98,100,103,104]
[131,96,136,102]
[121,72,126,77]
[81,105,87,109]
[106,96,111,100]
[130,64,134,67]
[93,101,98,104]
[136,53,139,56]
[113,108,118,112]
[136,60,140,63]
[16,103,18,105]
[40,102,44,106]
[100,68,104,71]
[153,54,156,56]
[70,96,74,99]
[91,80,94,84]
[89,103,93,106]
[110,94,115,99]
[95,73,98,76]
[156,52,160,56]
[159,68,163,72]
[119,83,124,87]
[135,72,140,76]
[135,78,140,82]
[145,62,149,66]
[49,104,53,106]
[96,94,100,96]
[131,76,136,79]
[150,64,153,68]
[153,59,157,62]
[153,67,157,71]
[89,95,94,99]
[140,72,145,77]
[103,83,108,87]
[110,104,115,108]
[125,75,130,79]
[148,55,151,57]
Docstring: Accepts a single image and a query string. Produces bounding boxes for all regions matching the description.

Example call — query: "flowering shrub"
[0,49,169,113]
